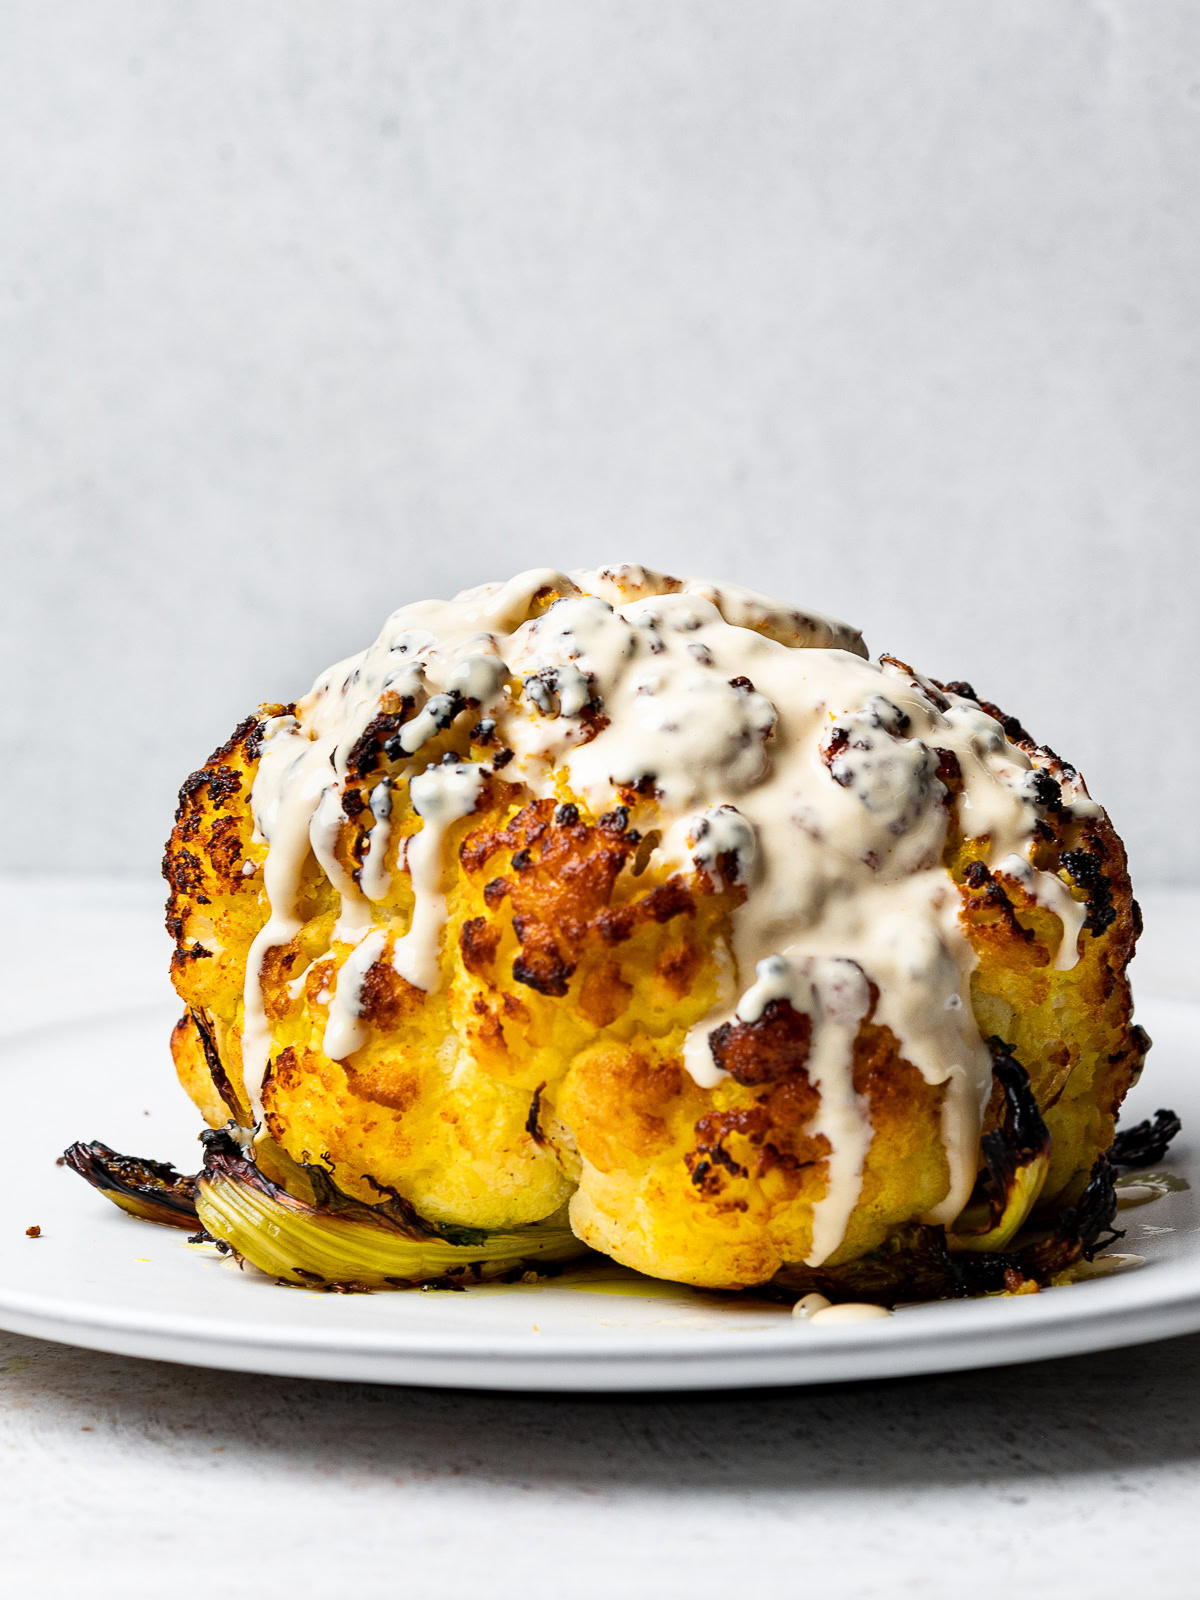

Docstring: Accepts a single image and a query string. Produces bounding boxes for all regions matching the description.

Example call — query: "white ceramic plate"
[0,998,1196,1391]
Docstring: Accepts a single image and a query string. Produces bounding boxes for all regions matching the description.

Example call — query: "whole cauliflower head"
[164,566,1144,1292]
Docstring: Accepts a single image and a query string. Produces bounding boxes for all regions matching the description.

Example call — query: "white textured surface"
[3,3,1200,885]
[3,1332,1200,1598]
[0,878,1198,1593]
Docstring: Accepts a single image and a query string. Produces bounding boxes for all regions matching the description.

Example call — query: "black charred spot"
[346,706,411,778]
[206,767,241,810]
[470,718,497,745]
[383,695,467,763]
[205,714,261,767]
[511,848,534,872]
[554,803,580,827]
[978,697,1033,747]
[686,1157,716,1193]
[968,875,1034,942]
[513,949,575,997]
[166,850,206,895]
[1061,848,1116,935]
[599,806,629,834]
[244,722,266,764]
[342,788,365,818]
[684,1139,749,1195]
[206,815,243,879]
[729,676,755,692]
[174,763,242,821]
[526,1083,547,1146]
[964,860,990,889]
[1028,770,1063,812]
[483,877,509,908]
[933,747,963,796]
[493,748,515,769]
[710,1144,748,1177]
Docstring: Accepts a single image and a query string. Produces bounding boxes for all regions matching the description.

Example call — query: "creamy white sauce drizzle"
[996,853,1085,971]
[1113,1171,1187,1207]
[310,784,369,938]
[359,780,393,902]
[792,1292,832,1318]
[688,804,758,889]
[733,956,874,1266]
[808,1302,892,1325]
[240,565,1103,1263]
[323,928,388,1061]
[391,761,489,992]
[241,715,334,1117]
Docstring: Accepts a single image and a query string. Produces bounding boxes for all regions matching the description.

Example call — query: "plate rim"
[2,996,1197,1390]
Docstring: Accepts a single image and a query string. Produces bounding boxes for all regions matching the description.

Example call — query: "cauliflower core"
[164,566,1144,1293]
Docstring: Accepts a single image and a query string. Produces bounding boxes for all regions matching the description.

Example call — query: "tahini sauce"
[240,565,1099,1267]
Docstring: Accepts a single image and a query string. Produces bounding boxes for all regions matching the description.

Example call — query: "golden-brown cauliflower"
[163,566,1145,1295]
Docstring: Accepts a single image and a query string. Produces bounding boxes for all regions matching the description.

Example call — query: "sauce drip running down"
[241,565,1099,1267]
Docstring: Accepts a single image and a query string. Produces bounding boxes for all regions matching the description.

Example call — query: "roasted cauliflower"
[148,564,1144,1296]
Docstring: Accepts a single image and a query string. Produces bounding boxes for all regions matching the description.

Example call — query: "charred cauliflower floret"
[155,565,1145,1295]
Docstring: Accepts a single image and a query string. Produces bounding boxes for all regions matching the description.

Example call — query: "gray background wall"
[2,1,1197,884]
